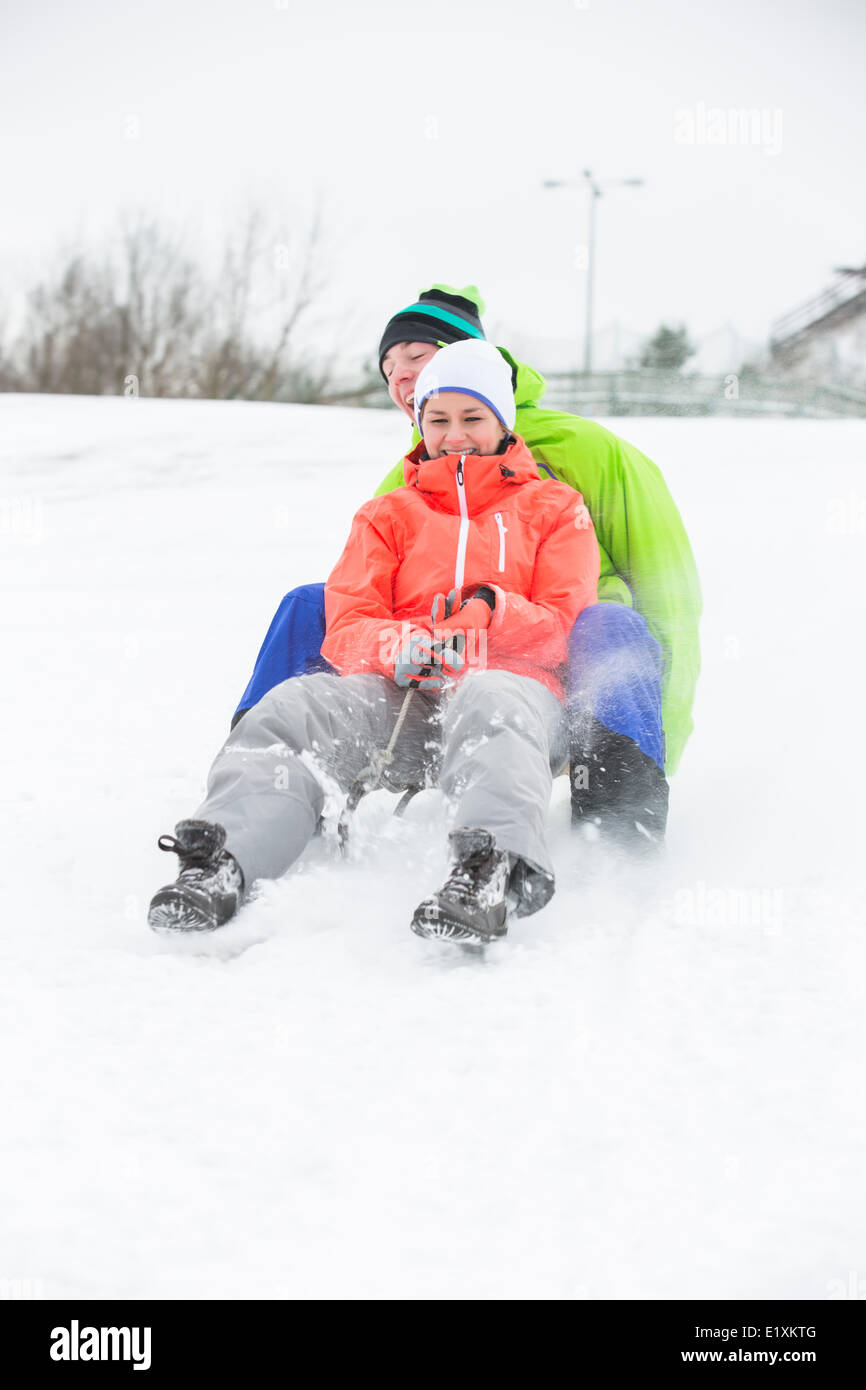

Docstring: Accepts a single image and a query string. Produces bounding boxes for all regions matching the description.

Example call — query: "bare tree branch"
[5,204,349,403]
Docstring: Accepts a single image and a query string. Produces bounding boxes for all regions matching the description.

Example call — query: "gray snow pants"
[194,669,566,894]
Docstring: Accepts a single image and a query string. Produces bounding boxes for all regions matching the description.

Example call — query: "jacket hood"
[498,346,547,408]
[402,434,540,516]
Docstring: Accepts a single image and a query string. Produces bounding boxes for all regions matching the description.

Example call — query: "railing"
[770,274,866,348]
[351,369,866,418]
[522,370,866,419]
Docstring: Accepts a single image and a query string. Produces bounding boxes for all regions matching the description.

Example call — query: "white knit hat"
[414,339,516,433]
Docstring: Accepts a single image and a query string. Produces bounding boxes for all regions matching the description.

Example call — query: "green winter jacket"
[374,348,702,776]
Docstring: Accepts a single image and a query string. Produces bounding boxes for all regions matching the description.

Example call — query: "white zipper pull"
[494,512,507,571]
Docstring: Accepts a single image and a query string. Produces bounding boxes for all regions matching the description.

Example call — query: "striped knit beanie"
[378,284,486,377]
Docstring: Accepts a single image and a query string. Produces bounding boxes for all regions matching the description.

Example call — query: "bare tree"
[0,293,20,390]
[5,206,339,402]
[191,205,332,401]
[21,253,118,394]
[116,217,205,395]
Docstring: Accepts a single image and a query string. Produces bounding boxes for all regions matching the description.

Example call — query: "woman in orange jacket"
[148,341,600,943]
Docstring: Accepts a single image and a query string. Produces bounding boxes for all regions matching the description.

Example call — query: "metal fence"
[351,368,866,419]
[528,370,866,419]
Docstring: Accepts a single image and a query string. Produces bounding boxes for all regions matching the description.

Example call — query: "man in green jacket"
[234,285,701,847]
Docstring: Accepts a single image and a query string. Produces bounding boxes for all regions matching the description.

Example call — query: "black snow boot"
[411,827,510,943]
[148,820,244,933]
[570,717,669,851]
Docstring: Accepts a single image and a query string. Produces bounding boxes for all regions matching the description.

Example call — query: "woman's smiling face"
[420,393,506,459]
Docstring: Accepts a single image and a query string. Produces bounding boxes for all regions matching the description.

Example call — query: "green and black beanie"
[378,283,486,377]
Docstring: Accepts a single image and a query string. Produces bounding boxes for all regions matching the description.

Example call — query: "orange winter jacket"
[322,436,601,700]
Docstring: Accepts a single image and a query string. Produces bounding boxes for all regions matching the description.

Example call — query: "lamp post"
[544,170,644,376]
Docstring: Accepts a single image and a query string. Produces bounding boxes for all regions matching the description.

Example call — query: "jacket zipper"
[454,454,469,587]
[494,512,507,571]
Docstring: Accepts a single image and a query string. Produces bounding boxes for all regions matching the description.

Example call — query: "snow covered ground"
[2,392,864,1300]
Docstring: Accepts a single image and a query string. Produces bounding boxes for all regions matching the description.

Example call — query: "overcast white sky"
[1,0,864,369]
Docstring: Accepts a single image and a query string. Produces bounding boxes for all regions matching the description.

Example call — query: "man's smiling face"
[381,341,440,420]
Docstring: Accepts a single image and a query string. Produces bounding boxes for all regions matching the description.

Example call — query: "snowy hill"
[2,392,865,1299]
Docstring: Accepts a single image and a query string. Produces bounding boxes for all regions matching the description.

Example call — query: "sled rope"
[338,689,418,854]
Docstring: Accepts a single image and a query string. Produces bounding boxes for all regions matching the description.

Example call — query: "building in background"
[770,265,866,390]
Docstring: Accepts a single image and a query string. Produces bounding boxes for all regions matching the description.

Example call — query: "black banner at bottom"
[1,1297,861,1374]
